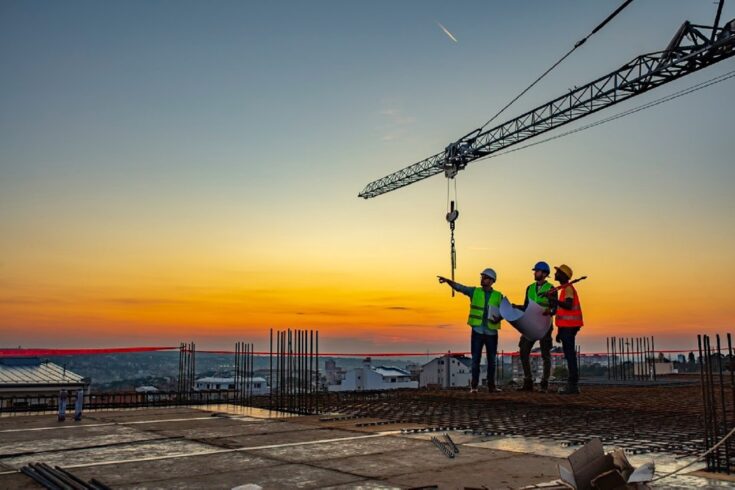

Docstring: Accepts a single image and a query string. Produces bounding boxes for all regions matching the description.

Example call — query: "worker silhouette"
[57,389,68,422]
[513,261,558,392]
[74,388,84,421]
[438,268,504,393]
[552,264,584,395]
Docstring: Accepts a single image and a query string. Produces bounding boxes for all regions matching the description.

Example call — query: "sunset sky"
[2,0,734,355]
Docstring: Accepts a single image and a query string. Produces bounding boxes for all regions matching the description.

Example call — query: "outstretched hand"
[437,276,448,284]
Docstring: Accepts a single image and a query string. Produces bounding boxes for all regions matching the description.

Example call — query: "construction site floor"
[0,404,729,489]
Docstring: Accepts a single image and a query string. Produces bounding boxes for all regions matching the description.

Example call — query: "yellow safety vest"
[468,288,503,330]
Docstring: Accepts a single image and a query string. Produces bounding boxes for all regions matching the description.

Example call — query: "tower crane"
[358,2,735,286]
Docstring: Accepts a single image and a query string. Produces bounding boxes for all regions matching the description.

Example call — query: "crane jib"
[358,20,735,199]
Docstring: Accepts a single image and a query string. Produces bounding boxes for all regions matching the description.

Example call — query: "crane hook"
[446,200,458,297]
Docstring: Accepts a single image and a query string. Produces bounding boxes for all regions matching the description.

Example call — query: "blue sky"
[1,1,734,351]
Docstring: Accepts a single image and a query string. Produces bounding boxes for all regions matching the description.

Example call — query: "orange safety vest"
[556,283,583,328]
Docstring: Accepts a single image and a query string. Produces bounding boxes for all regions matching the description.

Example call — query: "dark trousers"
[471,330,498,388]
[557,327,581,385]
[519,327,552,382]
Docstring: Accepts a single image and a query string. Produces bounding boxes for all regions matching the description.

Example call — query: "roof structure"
[0,357,85,388]
[196,376,267,384]
[372,366,412,378]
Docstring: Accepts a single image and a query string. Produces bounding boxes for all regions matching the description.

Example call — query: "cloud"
[106,298,190,306]
[379,108,416,126]
[378,106,416,142]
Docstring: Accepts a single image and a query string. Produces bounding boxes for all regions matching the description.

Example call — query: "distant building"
[194,376,269,395]
[419,354,472,389]
[405,362,422,382]
[0,357,90,411]
[324,359,346,386]
[511,347,566,382]
[633,361,675,376]
[328,358,417,392]
[135,385,159,393]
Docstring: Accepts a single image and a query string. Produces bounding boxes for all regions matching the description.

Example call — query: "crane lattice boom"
[359,20,735,199]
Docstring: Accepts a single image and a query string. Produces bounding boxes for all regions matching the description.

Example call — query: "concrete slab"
[323,480,404,490]
[137,418,306,440]
[202,428,364,450]
[0,425,165,457]
[250,434,429,463]
[0,471,44,489]
[134,417,265,434]
[385,453,565,489]
[68,451,284,486]
[313,443,515,479]
[1,438,218,469]
[3,407,685,489]
[321,480,401,490]
[0,415,106,431]
[112,462,364,489]
[86,407,210,423]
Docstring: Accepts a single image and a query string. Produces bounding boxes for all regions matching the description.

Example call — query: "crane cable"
[440,1,634,293]
[446,177,459,297]
[476,0,635,134]
[475,68,735,164]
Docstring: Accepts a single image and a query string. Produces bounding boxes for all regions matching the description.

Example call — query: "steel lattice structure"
[359,20,735,199]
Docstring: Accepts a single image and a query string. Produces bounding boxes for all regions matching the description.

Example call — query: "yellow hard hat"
[555,264,573,279]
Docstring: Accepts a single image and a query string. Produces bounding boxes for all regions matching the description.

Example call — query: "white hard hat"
[480,268,497,280]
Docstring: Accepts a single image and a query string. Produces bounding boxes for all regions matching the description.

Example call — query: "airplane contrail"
[436,22,458,43]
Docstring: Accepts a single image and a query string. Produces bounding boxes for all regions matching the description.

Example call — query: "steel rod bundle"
[269,328,320,414]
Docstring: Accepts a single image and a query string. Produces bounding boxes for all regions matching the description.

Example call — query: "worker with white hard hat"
[438,267,504,393]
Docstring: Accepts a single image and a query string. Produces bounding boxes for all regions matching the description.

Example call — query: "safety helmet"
[480,268,497,280]
[532,261,551,273]
[555,264,574,279]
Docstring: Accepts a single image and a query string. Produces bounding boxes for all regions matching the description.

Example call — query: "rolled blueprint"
[499,297,552,341]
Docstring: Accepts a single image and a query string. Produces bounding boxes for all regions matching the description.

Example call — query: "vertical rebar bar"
[270,330,273,408]
[706,335,721,470]
[717,334,730,473]
[650,336,656,381]
[729,333,735,472]
[316,330,320,414]
[698,335,712,470]
[309,330,314,413]
[288,329,292,412]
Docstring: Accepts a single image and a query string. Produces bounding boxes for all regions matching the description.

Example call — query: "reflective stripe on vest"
[468,288,503,330]
[527,281,552,308]
[556,283,583,328]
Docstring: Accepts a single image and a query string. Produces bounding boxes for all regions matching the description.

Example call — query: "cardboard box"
[558,438,655,490]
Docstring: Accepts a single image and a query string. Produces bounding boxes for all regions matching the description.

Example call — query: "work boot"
[487,383,501,393]
[539,380,549,393]
[558,384,580,395]
[518,378,534,392]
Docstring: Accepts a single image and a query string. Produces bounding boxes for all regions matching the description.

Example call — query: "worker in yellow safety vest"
[438,268,504,393]
[513,261,558,392]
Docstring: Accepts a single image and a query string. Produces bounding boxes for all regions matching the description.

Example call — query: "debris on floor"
[558,438,655,490]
